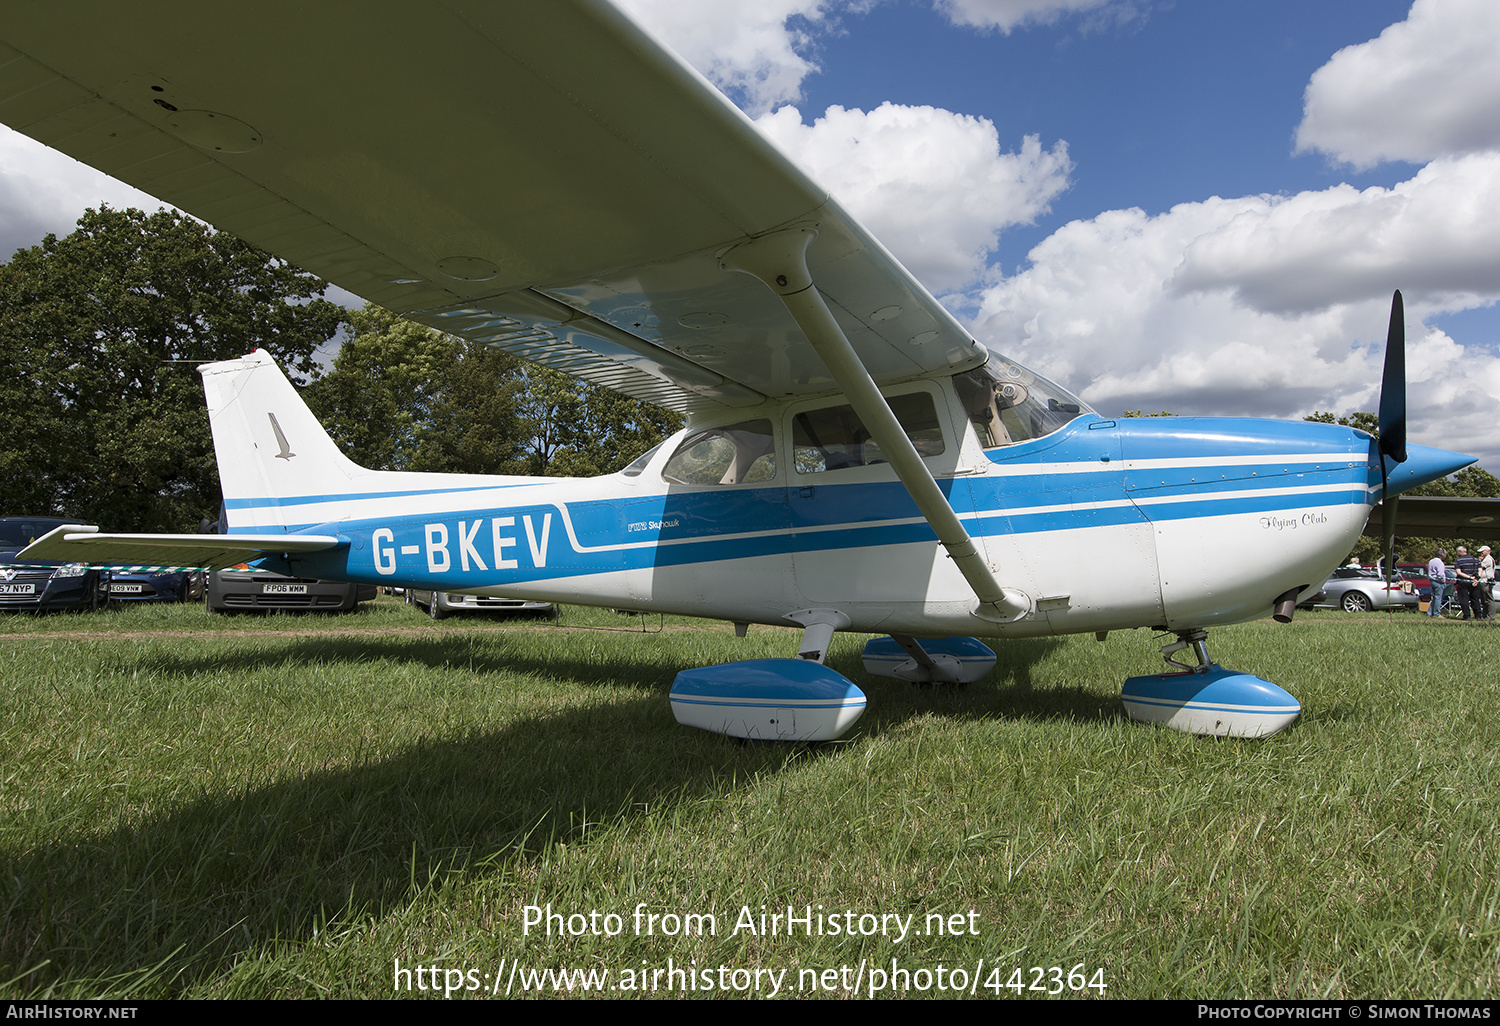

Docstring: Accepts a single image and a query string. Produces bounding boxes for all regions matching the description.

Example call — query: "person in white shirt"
[1478,545,1495,621]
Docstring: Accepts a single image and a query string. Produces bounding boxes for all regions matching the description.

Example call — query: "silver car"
[1299,567,1419,613]
[405,588,553,620]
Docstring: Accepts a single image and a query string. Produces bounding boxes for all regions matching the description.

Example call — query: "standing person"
[1428,548,1449,617]
[1454,546,1481,620]
[1479,545,1495,621]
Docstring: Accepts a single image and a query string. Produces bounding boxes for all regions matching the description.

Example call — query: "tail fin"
[200,350,362,532]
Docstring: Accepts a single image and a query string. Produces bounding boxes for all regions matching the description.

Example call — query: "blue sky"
[795,1,1420,258]
[613,0,1500,463]
[4,0,1499,464]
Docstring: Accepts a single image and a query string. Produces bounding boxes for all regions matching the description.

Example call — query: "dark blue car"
[0,517,107,613]
[106,567,206,603]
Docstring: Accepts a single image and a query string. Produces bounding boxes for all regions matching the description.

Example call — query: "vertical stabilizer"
[200,350,362,532]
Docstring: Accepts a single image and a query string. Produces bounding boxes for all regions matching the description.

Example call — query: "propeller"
[1377,290,1407,595]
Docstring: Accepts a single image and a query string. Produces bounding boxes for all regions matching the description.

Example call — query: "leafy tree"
[413,340,529,476]
[303,304,464,471]
[512,365,586,476]
[0,206,343,531]
[1305,410,1381,436]
[306,304,681,478]
[542,375,683,477]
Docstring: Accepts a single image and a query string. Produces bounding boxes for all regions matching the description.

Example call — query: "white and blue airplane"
[4,2,1473,740]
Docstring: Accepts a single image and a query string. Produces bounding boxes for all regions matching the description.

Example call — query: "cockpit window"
[792,392,945,474]
[953,354,1092,447]
[662,420,776,485]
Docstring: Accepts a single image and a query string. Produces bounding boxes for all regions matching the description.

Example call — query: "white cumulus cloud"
[756,102,1071,293]
[612,0,833,114]
[1172,154,1500,314]
[1296,0,1500,168]
[970,164,1500,466]
[934,0,1142,33]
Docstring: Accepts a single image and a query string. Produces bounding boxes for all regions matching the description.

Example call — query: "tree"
[515,367,682,477]
[558,384,684,477]
[305,304,458,471]
[305,304,531,475]
[1305,410,1381,436]
[0,206,343,531]
[305,303,681,478]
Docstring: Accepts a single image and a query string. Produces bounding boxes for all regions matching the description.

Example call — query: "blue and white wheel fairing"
[670,659,867,741]
[1121,665,1300,738]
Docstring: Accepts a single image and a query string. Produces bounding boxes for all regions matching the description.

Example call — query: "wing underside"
[1364,497,1500,541]
[0,1,986,414]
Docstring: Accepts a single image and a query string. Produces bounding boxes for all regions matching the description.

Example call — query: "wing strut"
[722,229,1030,623]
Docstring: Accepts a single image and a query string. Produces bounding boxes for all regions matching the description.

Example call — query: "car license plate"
[110,583,144,594]
[0,583,36,595]
[262,583,308,594]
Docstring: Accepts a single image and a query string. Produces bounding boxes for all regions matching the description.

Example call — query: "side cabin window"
[953,354,1092,447]
[662,419,777,485]
[792,392,945,475]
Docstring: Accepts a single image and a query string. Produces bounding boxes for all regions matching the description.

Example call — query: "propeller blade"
[1378,289,1408,464]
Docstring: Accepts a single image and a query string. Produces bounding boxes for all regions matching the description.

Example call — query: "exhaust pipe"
[1272,587,1302,624]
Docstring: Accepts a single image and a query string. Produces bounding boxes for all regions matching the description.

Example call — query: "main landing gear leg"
[1120,628,1301,738]
[667,609,866,741]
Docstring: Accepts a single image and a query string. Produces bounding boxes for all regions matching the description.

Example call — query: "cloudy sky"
[4,0,1499,465]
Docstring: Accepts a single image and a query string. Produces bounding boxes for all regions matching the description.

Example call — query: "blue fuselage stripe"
[231,417,1385,587]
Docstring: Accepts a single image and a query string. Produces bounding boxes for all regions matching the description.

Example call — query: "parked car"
[206,566,376,613]
[405,588,553,620]
[1299,566,1419,612]
[0,516,108,613]
[1392,562,1433,599]
[107,568,205,603]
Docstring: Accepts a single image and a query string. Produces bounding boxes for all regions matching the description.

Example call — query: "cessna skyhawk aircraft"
[3,2,1473,739]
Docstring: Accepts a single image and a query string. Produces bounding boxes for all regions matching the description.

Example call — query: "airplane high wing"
[0,3,1479,740]
[0,1,980,413]
[1363,497,1500,541]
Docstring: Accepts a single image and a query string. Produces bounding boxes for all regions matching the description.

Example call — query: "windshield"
[0,518,68,549]
[953,353,1092,447]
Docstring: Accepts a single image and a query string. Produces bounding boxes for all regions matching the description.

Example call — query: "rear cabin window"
[792,392,945,475]
[661,420,777,486]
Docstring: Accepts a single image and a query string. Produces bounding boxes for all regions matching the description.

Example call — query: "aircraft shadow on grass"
[1,632,1094,991]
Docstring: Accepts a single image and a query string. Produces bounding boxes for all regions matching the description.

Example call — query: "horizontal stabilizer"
[17,525,343,571]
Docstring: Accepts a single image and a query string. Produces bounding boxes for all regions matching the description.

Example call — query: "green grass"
[1,599,1496,998]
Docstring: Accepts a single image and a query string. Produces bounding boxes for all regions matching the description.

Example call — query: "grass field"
[1,598,1496,999]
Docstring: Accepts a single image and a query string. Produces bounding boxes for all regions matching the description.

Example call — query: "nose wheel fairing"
[1122,629,1300,738]
[1121,666,1301,738]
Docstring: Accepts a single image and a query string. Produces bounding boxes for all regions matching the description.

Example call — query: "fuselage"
[232,371,1471,639]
